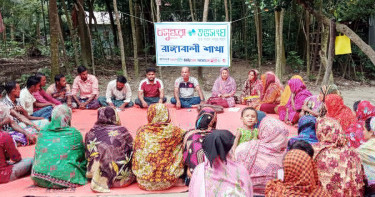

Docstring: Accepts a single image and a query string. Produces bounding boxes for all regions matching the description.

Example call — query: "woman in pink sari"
[234,116,288,195]
[278,78,312,124]
[208,67,236,108]
[189,130,253,197]
[240,69,263,105]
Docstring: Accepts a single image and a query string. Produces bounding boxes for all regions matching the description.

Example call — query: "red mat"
[0,104,297,196]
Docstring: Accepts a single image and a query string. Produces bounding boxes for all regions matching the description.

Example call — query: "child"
[233,107,259,149]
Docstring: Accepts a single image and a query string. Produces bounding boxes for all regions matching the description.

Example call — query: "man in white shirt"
[98,75,133,110]
[19,76,53,119]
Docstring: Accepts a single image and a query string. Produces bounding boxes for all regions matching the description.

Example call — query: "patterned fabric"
[303,95,323,116]
[279,75,304,106]
[0,131,22,183]
[132,103,184,191]
[265,149,329,197]
[183,107,218,174]
[358,138,375,185]
[240,69,263,104]
[85,107,135,192]
[252,73,282,110]
[313,117,365,197]
[237,127,258,145]
[235,116,288,194]
[279,78,312,122]
[288,115,318,149]
[31,105,87,188]
[211,67,237,107]
[356,101,375,123]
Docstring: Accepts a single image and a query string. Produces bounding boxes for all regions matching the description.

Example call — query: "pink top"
[32,89,61,111]
[71,74,99,99]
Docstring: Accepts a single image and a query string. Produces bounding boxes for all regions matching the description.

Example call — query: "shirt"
[19,88,36,115]
[105,80,132,103]
[2,95,21,125]
[32,89,61,111]
[174,77,199,98]
[0,131,22,183]
[71,74,99,99]
[138,78,164,98]
[46,84,72,100]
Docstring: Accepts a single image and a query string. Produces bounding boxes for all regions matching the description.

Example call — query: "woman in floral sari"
[208,67,237,108]
[252,72,282,114]
[235,116,288,194]
[287,115,318,150]
[85,106,135,192]
[278,78,312,124]
[183,107,218,176]
[189,130,253,197]
[132,103,184,191]
[313,117,365,196]
[31,105,87,188]
[240,69,263,105]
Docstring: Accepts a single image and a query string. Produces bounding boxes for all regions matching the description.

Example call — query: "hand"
[14,106,23,112]
[141,101,148,108]
[51,103,56,108]
[176,101,181,109]
[2,117,13,125]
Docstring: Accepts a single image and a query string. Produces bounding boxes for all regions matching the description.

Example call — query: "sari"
[85,107,135,192]
[356,101,375,124]
[313,117,365,197]
[235,116,288,194]
[265,149,329,197]
[183,107,218,174]
[255,73,282,113]
[189,130,253,197]
[31,105,87,188]
[279,78,312,123]
[132,103,184,191]
[287,115,318,149]
[302,95,323,116]
[210,67,237,107]
[358,138,375,187]
[279,75,304,106]
[240,69,263,105]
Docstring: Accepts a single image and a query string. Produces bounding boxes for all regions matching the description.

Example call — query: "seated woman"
[207,67,236,108]
[300,84,341,117]
[251,72,283,114]
[183,107,217,176]
[132,103,184,191]
[325,94,363,147]
[235,116,288,194]
[355,100,375,125]
[265,149,329,196]
[287,115,318,150]
[85,107,135,192]
[313,117,365,196]
[31,105,87,188]
[189,130,253,197]
[278,78,312,124]
[357,117,375,195]
[0,130,33,184]
[277,75,304,108]
[239,69,263,105]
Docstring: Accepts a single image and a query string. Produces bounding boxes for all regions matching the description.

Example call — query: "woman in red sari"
[240,69,263,105]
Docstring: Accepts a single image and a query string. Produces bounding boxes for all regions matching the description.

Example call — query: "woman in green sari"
[31,105,87,188]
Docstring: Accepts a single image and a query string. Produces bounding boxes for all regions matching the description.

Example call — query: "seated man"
[46,74,73,108]
[135,68,166,108]
[71,66,100,109]
[33,73,61,110]
[98,75,133,110]
[20,76,53,119]
[171,67,205,109]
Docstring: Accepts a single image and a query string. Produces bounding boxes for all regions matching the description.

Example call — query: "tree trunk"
[10,23,14,41]
[316,24,328,85]
[275,9,286,79]
[134,0,144,54]
[49,0,60,78]
[155,0,162,78]
[322,19,335,85]
[104,0,118,48]
[129,0,139,78]
[113,0,127,77]
[189,0,195,21]
[224,0,229,21]
[305,10,310,78]
[76,0,93,68]
[254,6,262,68]
[61,0,80,67]
[198,0,210,84]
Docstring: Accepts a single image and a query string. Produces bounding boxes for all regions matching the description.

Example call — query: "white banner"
[154,22,231,67]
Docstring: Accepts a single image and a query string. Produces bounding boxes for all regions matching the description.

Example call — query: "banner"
[154,22,231,67]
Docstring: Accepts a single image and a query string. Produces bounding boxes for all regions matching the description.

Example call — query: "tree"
[113,0,127,77]
[129,0,139,78]
[49,0,60,77]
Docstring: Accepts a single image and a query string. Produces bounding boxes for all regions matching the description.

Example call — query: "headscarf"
[356,100,375,123]
[288,115,318,149]
[279,75,303,106]
[240,69,263,100]
[202,130,234,167]
[320,84,341,102]
[312,117,365,196]
[95,106,120,125]
[44,104,72,130]
[325,94,356,131]
[265,149,329,197]
[357,117,375,183]
[261,73,276,94]
[211,67,236,98]
[235,116,288,194]
[85,107,135,192]
[132,103,184,191]
[195,107,217,130]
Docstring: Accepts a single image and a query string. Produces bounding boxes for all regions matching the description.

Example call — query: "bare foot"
[191,104,200,108]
